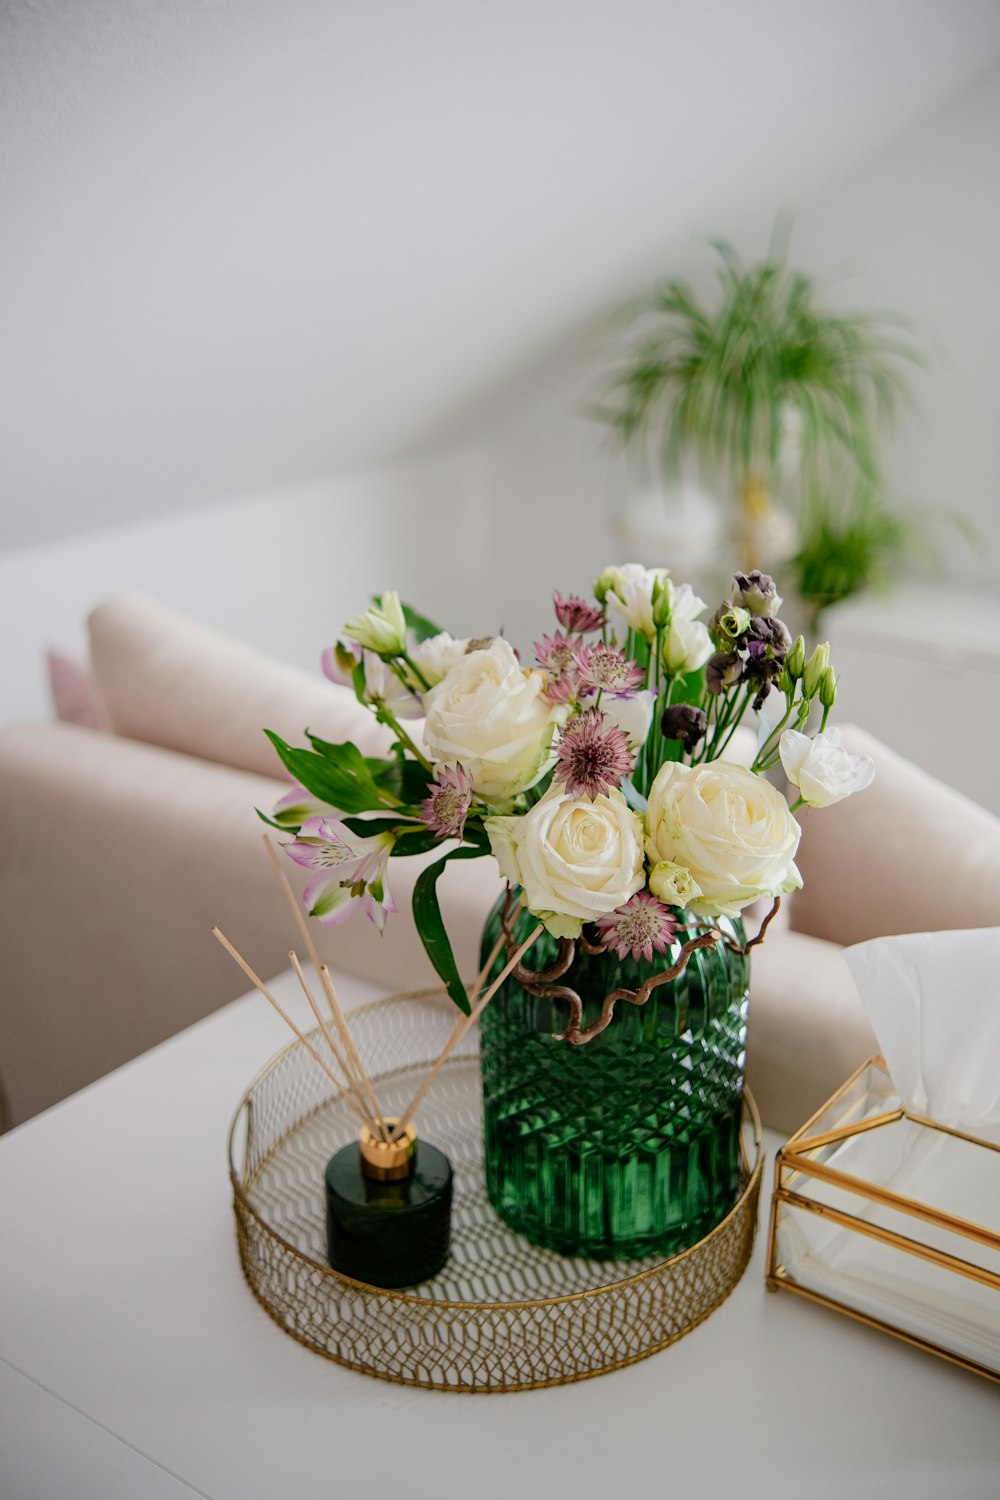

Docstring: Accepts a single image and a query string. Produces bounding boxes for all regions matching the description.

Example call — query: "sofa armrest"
[747,928,878,1135]
[0,723,502,1126]
[792,724,1000,945]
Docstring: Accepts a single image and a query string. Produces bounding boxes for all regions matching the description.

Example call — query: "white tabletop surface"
[1,969,998,1500]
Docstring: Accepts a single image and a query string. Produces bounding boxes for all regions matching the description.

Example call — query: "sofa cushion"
[0,721,504,1126]
[747,928,878,1135]
[88,593,394,777]
[793,724,1000,945]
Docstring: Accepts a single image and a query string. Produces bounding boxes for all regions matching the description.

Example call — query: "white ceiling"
[2,0,999,550]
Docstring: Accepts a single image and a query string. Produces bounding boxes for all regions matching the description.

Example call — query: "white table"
[2,971,998,1500]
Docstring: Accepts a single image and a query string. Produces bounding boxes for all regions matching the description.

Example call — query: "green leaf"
[255,806,296,833]
[264,731,395,814]
[671,665,707,707]
[400,601,444,643]
[392,826,449,857]
[366,756,432,806]
[412,847,485,1015]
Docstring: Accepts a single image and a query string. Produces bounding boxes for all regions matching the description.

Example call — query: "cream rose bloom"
[423,637,560,802]
[645,760,802,918]
[485,787,646,938]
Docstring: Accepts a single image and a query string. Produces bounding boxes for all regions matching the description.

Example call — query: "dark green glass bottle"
[324,1123,453,1289]
[479,895,748,1260]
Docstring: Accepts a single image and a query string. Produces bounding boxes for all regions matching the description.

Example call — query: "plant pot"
[479,894,749,1261]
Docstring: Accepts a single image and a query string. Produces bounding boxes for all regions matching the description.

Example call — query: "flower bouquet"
[266,564,873,1259]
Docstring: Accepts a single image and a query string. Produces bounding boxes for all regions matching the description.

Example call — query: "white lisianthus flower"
[599,689,655,751]
[663,584,713,674]
[779,728,875,808]
[484,785,646,938]
[343,591,408,656]
[424,638,563,802]
[645,760,802,918]
[407,631,469,688]
[603,563,671,641]
[359,651,423,719]
[648,860,703,907]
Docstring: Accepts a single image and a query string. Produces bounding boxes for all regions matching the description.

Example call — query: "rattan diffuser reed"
[213,838,543,1151]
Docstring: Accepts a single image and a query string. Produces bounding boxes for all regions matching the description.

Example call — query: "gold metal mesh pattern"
[229,988,762,1391]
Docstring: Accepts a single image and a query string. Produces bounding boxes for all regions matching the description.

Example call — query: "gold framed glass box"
[765,1056,1000,1385]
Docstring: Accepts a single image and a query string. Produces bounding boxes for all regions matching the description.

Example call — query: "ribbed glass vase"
[479,895,749,1261]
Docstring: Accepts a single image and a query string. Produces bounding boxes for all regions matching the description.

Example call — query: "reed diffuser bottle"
[324,1120,453,1289]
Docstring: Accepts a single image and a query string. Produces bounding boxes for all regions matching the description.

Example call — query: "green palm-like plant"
[599,228,921,620]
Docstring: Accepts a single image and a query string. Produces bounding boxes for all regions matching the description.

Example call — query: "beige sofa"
[2,593,998,1134]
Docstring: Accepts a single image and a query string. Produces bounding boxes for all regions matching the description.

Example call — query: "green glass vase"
[479,895,749,1261]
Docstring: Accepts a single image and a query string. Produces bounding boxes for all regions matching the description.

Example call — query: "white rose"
[407,631,469,688]
[599,689,655,751]
[663,584,713,674]
[423,637,561,802]
[779,728,875,808]
[485,786,645,937]
[645,760,802,918]
[603,563,670,640]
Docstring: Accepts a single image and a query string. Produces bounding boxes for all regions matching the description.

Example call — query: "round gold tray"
[228,987,762,1392]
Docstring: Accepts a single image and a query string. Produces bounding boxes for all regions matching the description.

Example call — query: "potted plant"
[596,225,920,626]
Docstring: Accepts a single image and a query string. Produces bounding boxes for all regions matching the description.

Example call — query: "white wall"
[0,450,488,724]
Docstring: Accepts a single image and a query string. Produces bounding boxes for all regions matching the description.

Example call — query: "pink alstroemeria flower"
[272,781,337,829]
[285,817,397,933]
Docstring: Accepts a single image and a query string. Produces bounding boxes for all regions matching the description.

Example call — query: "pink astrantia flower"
[554,708,635,799]
[421,764,474,839]
[284,817,397,932]
[544,672,582,706]
[595,891,678,963]
[553,590,603,634]
[576,643,644,696]
[534,632,580,676]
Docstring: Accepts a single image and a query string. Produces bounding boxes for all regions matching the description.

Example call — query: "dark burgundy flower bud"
[746,656,784,711]
[748,615,792,655]
[660,703,708,750]
[731,570,782,618]
[706,651,743,695]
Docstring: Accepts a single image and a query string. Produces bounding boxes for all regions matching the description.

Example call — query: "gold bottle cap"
[358,1119,417,1181]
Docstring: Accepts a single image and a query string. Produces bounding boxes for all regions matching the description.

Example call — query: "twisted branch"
[495,891,781,1046]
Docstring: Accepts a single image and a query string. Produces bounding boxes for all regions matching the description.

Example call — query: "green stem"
[714,690,753,760]
[704,686,741,762]
[400,650,432,694]
[377,704,434,773]
[752,695,796,773]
